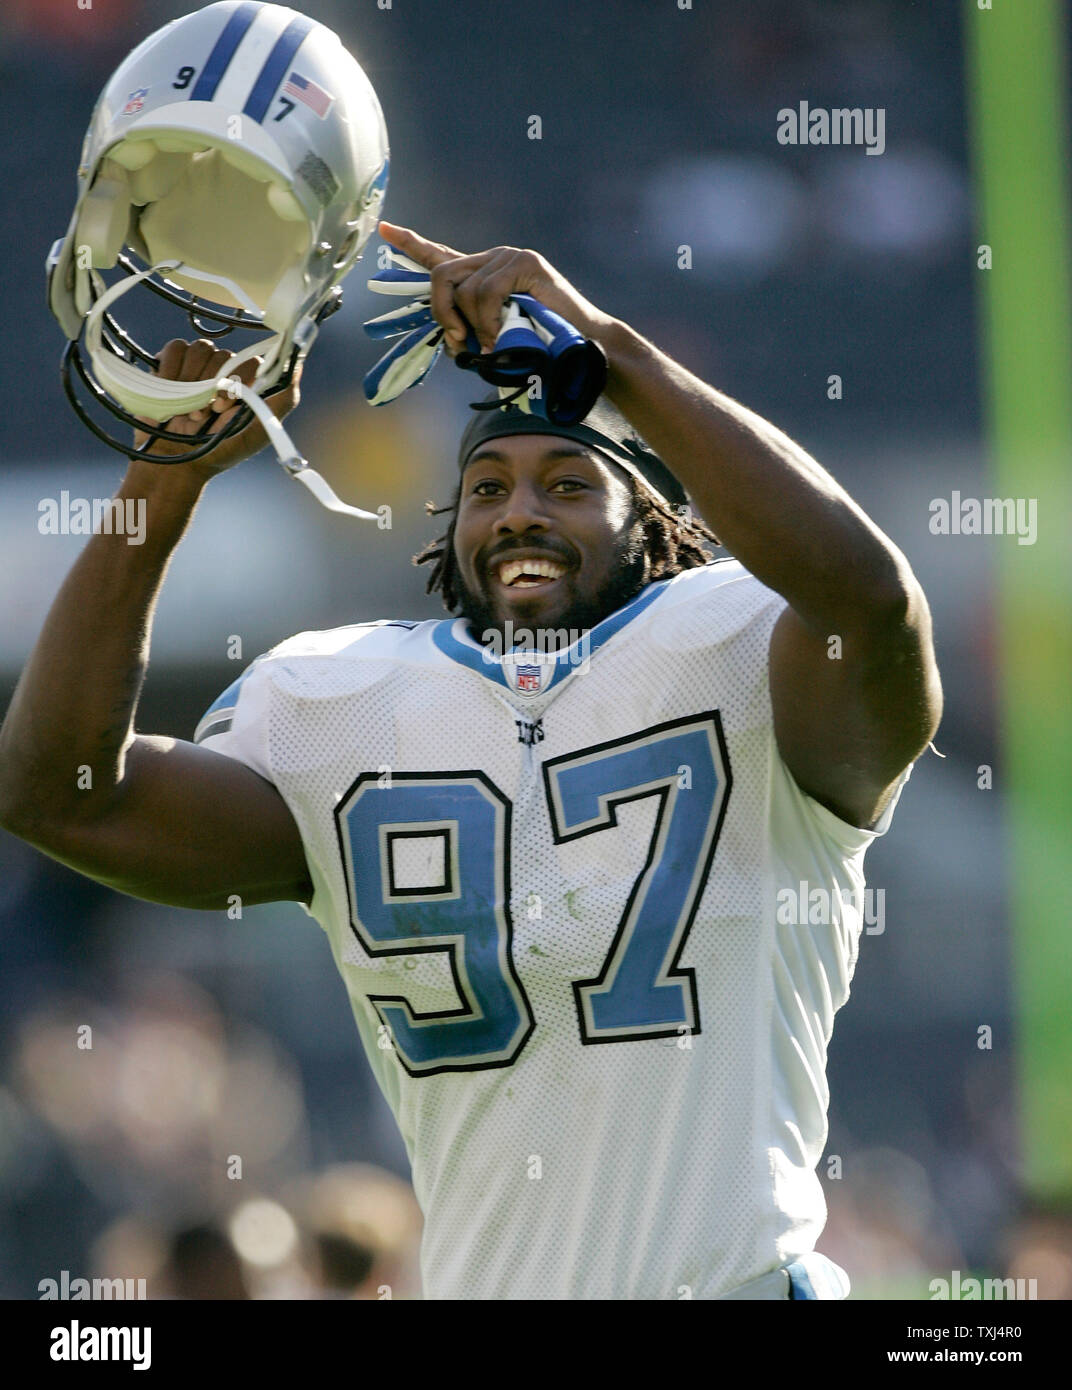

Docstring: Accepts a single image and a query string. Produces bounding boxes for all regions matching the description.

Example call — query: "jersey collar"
[431,577,671,699]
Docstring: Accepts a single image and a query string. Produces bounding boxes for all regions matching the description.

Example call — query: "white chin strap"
[85,262,378,521]
[220,378,379,521]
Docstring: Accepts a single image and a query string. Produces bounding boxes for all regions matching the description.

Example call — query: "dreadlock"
[412,470,721,613]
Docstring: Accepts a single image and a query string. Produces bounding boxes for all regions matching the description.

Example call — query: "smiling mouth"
[493,557,569,591]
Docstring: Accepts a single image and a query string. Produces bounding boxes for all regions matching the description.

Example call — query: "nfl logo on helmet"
[121,88,148,117]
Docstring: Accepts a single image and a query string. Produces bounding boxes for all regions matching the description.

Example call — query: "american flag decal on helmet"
[284,70,334,118]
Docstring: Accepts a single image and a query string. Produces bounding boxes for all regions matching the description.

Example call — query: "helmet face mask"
[49,1,389,463]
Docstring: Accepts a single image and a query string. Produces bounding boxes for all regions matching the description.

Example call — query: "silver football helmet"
[48,0,389,468]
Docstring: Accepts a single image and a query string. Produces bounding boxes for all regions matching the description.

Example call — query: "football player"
[0,221,941,1300]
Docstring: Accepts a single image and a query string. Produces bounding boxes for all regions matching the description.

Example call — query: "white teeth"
[498,558,566,586]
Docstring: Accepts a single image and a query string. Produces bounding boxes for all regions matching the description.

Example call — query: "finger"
[429,253,517,349]
[378,222,517,350]
[209,392,277,440]
[212,360,300,434]
[177,339,219,383]
[207,377,256,434]
[378,221,466,269]
[425,263,476,350]
[209,353,259,412]
[232,355,260,385]
[207,399,249,435]
[207,353,255,405]
[188,348,234,421]
[153,339,190,381]
[206,347,232,378]
[451,252,526,352]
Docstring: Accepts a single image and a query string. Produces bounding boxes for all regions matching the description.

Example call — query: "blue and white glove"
[362,249,607,426]
[361,251,445,402]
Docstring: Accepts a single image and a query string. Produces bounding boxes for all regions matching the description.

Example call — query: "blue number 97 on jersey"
[334,714,731,1077]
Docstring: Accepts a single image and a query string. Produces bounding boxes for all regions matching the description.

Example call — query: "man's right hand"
[132,338,302,477]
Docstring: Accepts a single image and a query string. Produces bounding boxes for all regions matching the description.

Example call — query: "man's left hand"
[377,222,617,357]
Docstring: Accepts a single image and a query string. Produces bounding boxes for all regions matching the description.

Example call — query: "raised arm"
[591,323,943,829]
[0,341,312,908]
[377,222,943,830]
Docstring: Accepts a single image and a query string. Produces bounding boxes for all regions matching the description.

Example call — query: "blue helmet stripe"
[243,15,314,123]
[189,1,263,102]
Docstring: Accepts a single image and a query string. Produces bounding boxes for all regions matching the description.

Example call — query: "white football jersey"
[195,559,910,1299]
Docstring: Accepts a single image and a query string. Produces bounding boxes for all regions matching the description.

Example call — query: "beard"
[455,520,651,649]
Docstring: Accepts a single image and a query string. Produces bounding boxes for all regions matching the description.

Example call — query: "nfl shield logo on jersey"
[504,655,549,697]
[517,665,541,693]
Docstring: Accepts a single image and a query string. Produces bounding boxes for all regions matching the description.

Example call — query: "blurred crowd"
[1,967,423,1298]
[2,960,1070,1298]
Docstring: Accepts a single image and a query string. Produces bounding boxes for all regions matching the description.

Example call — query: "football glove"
[362,250,607,425]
